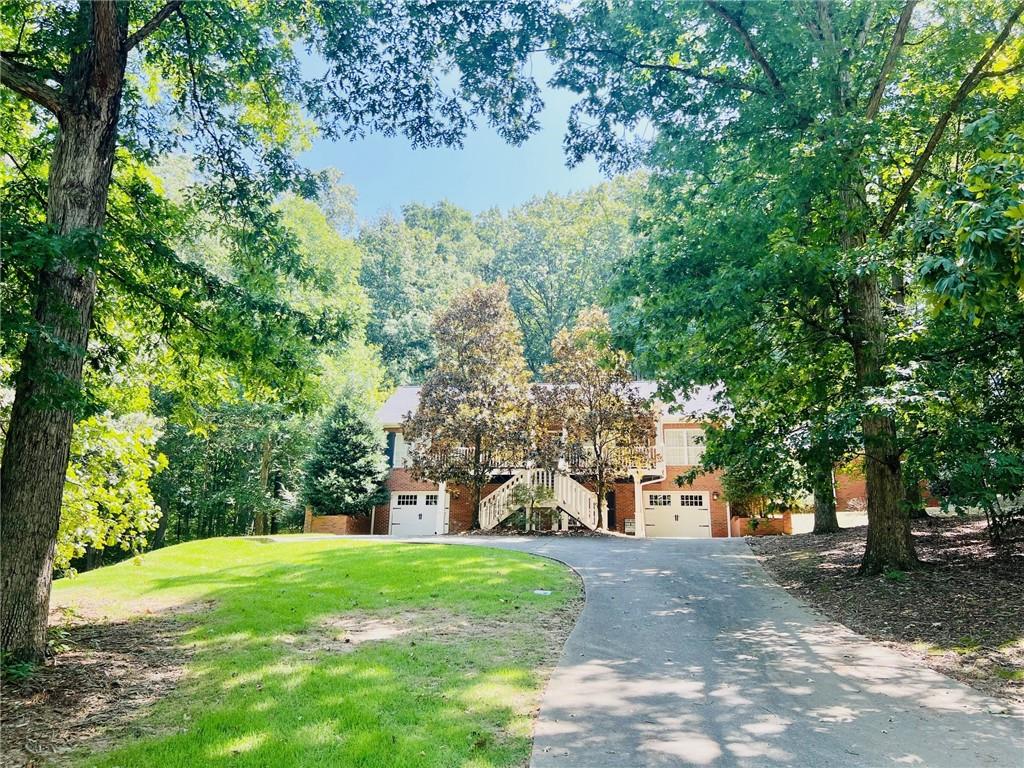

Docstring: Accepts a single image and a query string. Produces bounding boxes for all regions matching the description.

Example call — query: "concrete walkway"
[434,536,1022,768]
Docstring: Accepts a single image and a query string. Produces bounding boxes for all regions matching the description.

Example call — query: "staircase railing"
[479,469,599,531]
[479,469,554,530]
[554,472,599,530]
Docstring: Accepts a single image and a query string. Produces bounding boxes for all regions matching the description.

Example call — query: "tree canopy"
[403,282,533,527]
[547,0,1024,572]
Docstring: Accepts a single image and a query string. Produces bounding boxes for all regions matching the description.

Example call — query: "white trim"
[436,481,447,535]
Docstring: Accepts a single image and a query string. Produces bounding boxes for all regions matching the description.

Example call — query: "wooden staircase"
[479,468,600,531]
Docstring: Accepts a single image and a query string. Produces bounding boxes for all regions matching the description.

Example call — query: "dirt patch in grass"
[750,517,1024,706]
[1,614,197,767]
[282,596,585,659]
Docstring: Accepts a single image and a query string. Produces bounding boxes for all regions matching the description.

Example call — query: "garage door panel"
[643,491,711,538]
[389,492,439,536]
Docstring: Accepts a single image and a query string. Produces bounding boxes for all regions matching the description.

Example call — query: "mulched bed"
[750,516,1024,706]
[460,527,609,537]
[1,615,194,767]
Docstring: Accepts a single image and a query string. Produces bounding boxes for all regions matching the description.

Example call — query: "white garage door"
[644,492,711,538]
[389,492,442,536]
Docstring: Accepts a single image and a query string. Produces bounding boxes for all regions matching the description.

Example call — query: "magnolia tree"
[541,308,656,530]
[403,283,533,528]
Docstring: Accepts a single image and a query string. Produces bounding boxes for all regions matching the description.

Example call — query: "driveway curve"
[432,536,1021,768]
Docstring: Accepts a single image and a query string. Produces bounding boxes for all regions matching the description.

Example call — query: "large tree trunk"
[253,434,272,535]
[152,507,170,549]
[807,456,840,535]
[848,272,917,574]
[0,3,127,661]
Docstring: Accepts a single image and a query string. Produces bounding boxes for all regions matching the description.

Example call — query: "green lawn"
[52,537,580,768]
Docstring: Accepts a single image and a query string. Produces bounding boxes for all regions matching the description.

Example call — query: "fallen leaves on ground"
[750,517,1024,705]
[1,614,196,768]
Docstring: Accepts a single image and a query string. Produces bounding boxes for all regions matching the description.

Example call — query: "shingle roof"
[376,385,422,426]
[375,381,721,426]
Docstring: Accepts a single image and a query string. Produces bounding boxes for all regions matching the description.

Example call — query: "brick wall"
[448,482,501,533]
[642,468,730,538]
[612,481,636,534]
[385,468,437,492]
[308,514,371,535]
[835,471,868,512]
[372,503,390,535]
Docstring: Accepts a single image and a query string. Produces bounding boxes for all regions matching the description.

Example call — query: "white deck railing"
[479,468,599,531]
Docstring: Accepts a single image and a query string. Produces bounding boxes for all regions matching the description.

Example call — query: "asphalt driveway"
[439,536,1022,768]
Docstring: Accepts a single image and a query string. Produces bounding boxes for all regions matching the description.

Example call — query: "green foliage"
[303,401,388,517]
[58,411,166,574]
[883,569,910,584]
[898,118,1024,540]
[358,180,642,383]
[916,116,1024,323]
[357,204,489,384]
[0,651,35,682]
[540,308,656,529]
[403,283,533,523]
[508,483,557,531]
[484,175,645,375]
[552,0,1024,549]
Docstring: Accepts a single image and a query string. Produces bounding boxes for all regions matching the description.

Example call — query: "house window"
[396,494,418,506]
[664,430,687,465]
[424,494,438,506]
[664,428,706,465]
[679,493,705,507]
[648,493,672,506]
[685,429,706,465]
[392,433,410,468]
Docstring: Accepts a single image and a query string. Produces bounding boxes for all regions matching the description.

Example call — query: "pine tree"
[303,403,388,517]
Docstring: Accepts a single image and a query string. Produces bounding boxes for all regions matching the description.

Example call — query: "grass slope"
[50,537,580,767]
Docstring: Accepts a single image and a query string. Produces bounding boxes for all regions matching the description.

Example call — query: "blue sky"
[299,81,606,223]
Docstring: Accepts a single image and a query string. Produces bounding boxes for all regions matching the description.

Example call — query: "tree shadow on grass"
[42,541,581,768]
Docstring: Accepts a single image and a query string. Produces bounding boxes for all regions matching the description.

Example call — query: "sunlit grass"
[53,537,580,767]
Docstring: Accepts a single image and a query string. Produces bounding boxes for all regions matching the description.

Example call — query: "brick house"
[307,382,870,538]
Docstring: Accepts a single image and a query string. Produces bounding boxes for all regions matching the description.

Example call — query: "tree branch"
[551,46,769,95]
[980,59,1024,77]
[879,2,1024,236]
[865,0,917,120]
[0,54,62,113]
[705,1,785,94]
[126,0,182,51]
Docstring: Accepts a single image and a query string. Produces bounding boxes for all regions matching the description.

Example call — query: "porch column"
[632,472,646,538]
